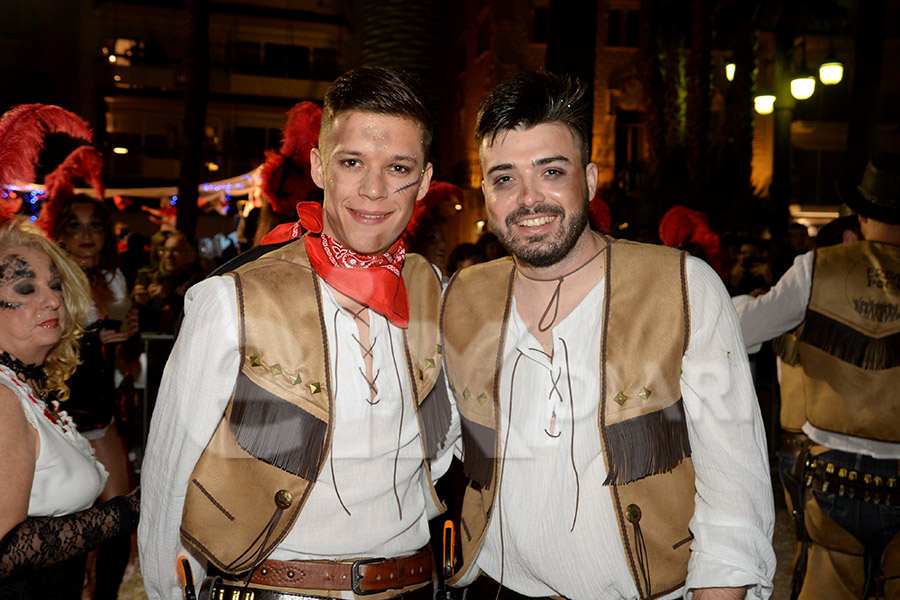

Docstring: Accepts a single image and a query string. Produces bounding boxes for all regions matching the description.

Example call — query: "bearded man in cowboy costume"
[441,71,775,600]
[734,152,900,599]
[139,66,458,600]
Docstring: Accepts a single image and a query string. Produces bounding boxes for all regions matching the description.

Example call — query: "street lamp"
[790,67,816,100]
[790,38,815,100]
[754,88,776,115]
[725,57,736,82]
[819,60,843,85]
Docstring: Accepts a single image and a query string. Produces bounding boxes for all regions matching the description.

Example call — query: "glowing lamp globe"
[790,76,816,100]
[819,61,843,85]
[754,94,776,115]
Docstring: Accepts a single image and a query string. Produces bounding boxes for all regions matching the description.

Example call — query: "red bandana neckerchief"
[260,201,410,327]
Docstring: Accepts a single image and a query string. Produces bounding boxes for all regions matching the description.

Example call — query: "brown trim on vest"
[190,479,235,521]
[233,273,247,365]
[680,252,690,354]
[801,310,900,369]
[229,373,328,479]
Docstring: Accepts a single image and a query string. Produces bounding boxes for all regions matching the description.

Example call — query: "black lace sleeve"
[0,491,139,579]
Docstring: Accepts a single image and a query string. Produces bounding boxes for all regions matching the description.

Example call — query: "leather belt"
[215,547,433,596]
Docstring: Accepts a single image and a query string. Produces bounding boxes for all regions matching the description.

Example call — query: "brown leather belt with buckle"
[217,547,433,596]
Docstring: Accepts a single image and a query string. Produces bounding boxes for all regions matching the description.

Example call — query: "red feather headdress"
[37,146,106,235]
[658,205,726,276]
[260,101,323,216]
[0,104,93,185]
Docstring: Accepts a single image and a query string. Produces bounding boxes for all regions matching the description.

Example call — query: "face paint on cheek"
[394,179,421,195]
[0,256,36,310]
[0,256,35,284]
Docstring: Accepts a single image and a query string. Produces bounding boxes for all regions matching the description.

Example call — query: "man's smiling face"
[480,123,597,268]
[312,110,433,255]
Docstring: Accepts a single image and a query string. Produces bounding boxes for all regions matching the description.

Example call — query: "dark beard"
[490,199,589,268]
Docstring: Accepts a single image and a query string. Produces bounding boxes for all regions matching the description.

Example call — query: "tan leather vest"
[441,237,696,599]
[798,241,900,442]
[181,239,450,574]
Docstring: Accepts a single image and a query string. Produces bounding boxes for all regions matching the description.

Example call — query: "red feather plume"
[260,101,323,215]
[0,104,93,185]
[659,205,726,276]
[36,146,106,235]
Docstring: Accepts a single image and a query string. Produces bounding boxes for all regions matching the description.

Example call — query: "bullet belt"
[207,580,434,600]
[208,582,332,600]
[212,547,433,596]
[805,457,899,505]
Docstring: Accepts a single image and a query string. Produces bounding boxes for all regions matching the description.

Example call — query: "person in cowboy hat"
[733,152,900,599]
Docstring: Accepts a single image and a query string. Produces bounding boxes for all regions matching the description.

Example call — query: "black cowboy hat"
[836,153,900,224]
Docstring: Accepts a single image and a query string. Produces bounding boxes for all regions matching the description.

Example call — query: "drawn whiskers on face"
[394,179,421,195]
[0,299,21,310]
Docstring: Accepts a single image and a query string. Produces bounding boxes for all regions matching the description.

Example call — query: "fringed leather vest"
[181,239,451,574]
[441,237,696,599]
[798,241,900,442]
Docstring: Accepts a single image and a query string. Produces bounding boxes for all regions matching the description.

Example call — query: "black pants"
[463,576,686,600]
[464,576,557,599]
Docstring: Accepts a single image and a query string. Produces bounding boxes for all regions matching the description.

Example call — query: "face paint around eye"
[13,282,36,296]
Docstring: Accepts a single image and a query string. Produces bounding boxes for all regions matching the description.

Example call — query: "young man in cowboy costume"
[139,67,457,600]
[440,71,775,599]
[734,153,900,599]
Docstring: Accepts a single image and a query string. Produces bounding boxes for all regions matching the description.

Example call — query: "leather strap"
[220,547,433,595]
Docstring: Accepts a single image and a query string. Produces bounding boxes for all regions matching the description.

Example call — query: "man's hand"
[693,587,747,600]
[132,284,150,306]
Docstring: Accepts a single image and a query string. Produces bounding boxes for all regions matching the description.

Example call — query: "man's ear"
[415,162,434,201]
[310,147,325,190]
[585,162,599,200]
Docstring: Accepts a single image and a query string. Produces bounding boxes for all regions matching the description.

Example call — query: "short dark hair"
[320,66,433,161]
[476,70,592,166]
